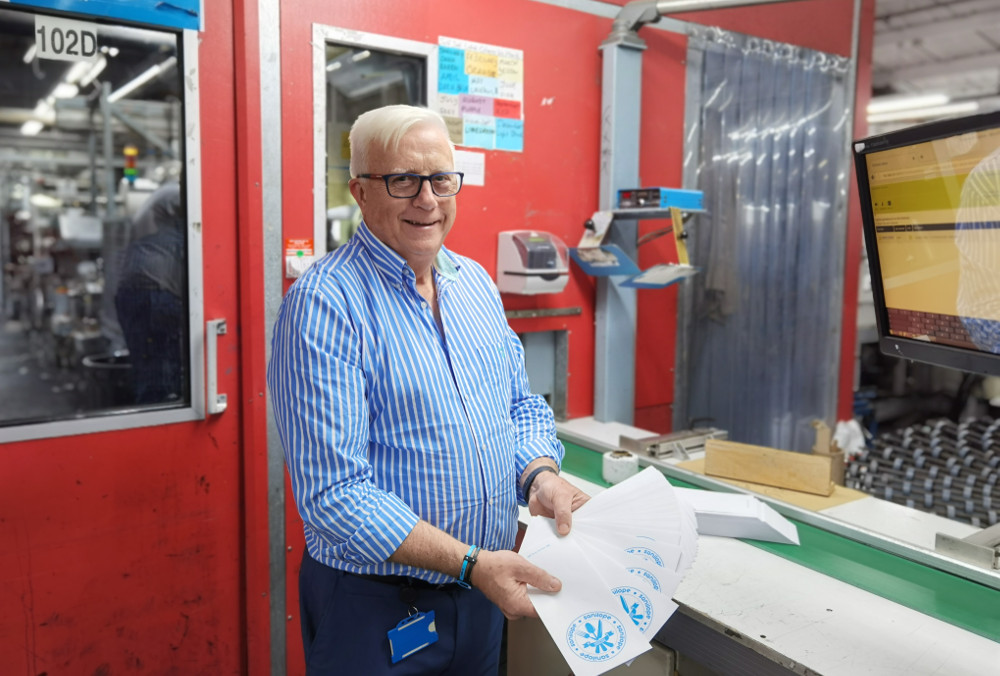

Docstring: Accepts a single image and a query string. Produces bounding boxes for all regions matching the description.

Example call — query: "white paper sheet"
[521,467,699,676]
[674,488,801,545]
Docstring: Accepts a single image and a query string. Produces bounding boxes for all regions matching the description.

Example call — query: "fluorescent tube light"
[107,56,177,103]
[64,61,92,84]
[867,93,949,115]
[868,101,980,124]
[20,120,44,136]
[52,83,79,99]
[79,57,107,87]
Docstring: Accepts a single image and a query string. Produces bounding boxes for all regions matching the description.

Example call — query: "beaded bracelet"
[457,545,481,589]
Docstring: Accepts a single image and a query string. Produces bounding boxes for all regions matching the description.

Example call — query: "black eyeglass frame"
[356,172,465,198]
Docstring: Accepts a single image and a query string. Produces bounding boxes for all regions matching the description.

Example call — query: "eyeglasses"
[356,172,464,198]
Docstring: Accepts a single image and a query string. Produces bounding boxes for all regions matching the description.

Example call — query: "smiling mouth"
[404,218,438,227]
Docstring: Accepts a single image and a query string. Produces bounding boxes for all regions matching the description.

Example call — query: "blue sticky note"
[438,47,469,95]
[463,115,495,149]
[468,75,499,98]
[496,118,524,152]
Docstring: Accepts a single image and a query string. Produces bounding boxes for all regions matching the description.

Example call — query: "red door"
[0,3,269,674]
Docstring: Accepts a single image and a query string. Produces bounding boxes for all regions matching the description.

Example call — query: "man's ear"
[348,178,365,208]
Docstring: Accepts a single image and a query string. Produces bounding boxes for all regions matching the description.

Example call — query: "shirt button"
[422,301,428,309]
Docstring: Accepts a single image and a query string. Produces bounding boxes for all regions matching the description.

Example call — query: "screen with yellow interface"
[865,125,1000,354]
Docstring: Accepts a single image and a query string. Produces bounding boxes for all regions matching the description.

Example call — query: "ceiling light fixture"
[22,44,36,63]
[868,101,980,124]
[867,93,949,115]
[51,83,79,99]
[78,57,108,88]
[107,56,177,103]
[64,61,92,84]
[20,120,44,136]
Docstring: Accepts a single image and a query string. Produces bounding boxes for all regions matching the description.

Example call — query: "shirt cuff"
[339,489,421,566]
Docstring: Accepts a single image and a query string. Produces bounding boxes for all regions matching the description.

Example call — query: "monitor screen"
[853,110,1000,376]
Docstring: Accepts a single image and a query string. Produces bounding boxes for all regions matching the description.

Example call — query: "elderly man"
[268,104,588,675]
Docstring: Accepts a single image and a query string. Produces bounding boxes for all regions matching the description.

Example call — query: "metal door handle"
[206,318,227,415]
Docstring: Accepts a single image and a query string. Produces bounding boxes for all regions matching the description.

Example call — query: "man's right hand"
[471,549,560,620]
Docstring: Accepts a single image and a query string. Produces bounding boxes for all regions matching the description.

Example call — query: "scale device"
[617,187,703,211]
[852,110,1000,377]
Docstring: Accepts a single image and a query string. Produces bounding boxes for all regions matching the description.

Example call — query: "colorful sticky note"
[468,75,499,98]
[493,98,521,120]
[496,118,523,152]
[438,46,469,95]
[463,114,496,149]
[444,116,464,146]
[465,50,498,77]
[497,56,523,82]
[459,94,494,117]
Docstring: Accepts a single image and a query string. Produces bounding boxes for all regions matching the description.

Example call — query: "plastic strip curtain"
[681,27,851,452]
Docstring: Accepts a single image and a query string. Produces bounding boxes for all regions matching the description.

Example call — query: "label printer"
[496,230,569,295]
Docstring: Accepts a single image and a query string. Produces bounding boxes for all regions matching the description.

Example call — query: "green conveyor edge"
[559,439,1000,643]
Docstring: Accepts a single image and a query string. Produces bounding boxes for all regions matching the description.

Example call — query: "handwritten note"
[493,98,521,120]
[438,36,523,153]
[444,115,464,146]
[438,46,469,95]
[465,50,498,77]
[459,94,494,117]
[463,114,496,150]
[496,118,523,152]
[468,75,499,98]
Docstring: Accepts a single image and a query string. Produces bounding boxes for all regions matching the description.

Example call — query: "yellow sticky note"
[465,50,498,77]
[497,56,523,83]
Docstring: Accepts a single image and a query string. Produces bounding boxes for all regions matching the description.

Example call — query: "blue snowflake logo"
[566,611,626,662]
[612,585,653,634]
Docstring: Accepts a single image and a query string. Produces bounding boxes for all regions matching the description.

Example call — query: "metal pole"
[595,29,645,424]
[100,82,116,221]
[258,0,287,672]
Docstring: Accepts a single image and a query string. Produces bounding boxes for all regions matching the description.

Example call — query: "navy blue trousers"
[299,552,504,675]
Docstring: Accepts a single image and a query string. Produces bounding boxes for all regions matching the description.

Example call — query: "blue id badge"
[387,610,438,664]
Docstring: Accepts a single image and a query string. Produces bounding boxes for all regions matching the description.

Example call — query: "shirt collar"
[355,220,461,285]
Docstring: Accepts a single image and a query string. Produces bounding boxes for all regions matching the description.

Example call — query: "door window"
[313,26,434,255]
[0,8,196,431]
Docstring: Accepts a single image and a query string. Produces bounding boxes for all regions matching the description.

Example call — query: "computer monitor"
[853,110,1000,376]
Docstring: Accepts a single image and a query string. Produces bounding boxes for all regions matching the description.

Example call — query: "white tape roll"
[602,450,639,485]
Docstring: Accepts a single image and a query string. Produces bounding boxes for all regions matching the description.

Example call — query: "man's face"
[349,124,457,272]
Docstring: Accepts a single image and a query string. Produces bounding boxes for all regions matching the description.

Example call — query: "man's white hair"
[349,105,453,176]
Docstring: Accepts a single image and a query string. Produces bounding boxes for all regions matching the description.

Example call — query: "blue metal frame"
[9,0,201,31]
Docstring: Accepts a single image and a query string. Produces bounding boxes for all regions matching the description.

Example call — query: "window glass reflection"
[0,8,187,427]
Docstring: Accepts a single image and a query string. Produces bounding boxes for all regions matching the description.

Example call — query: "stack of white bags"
[520,467,699,676]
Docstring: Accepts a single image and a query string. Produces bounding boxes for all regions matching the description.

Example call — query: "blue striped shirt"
[267,222,564,583]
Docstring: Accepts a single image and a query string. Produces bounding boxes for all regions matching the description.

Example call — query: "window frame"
[311,24,439,260]
[0,25,206,443]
